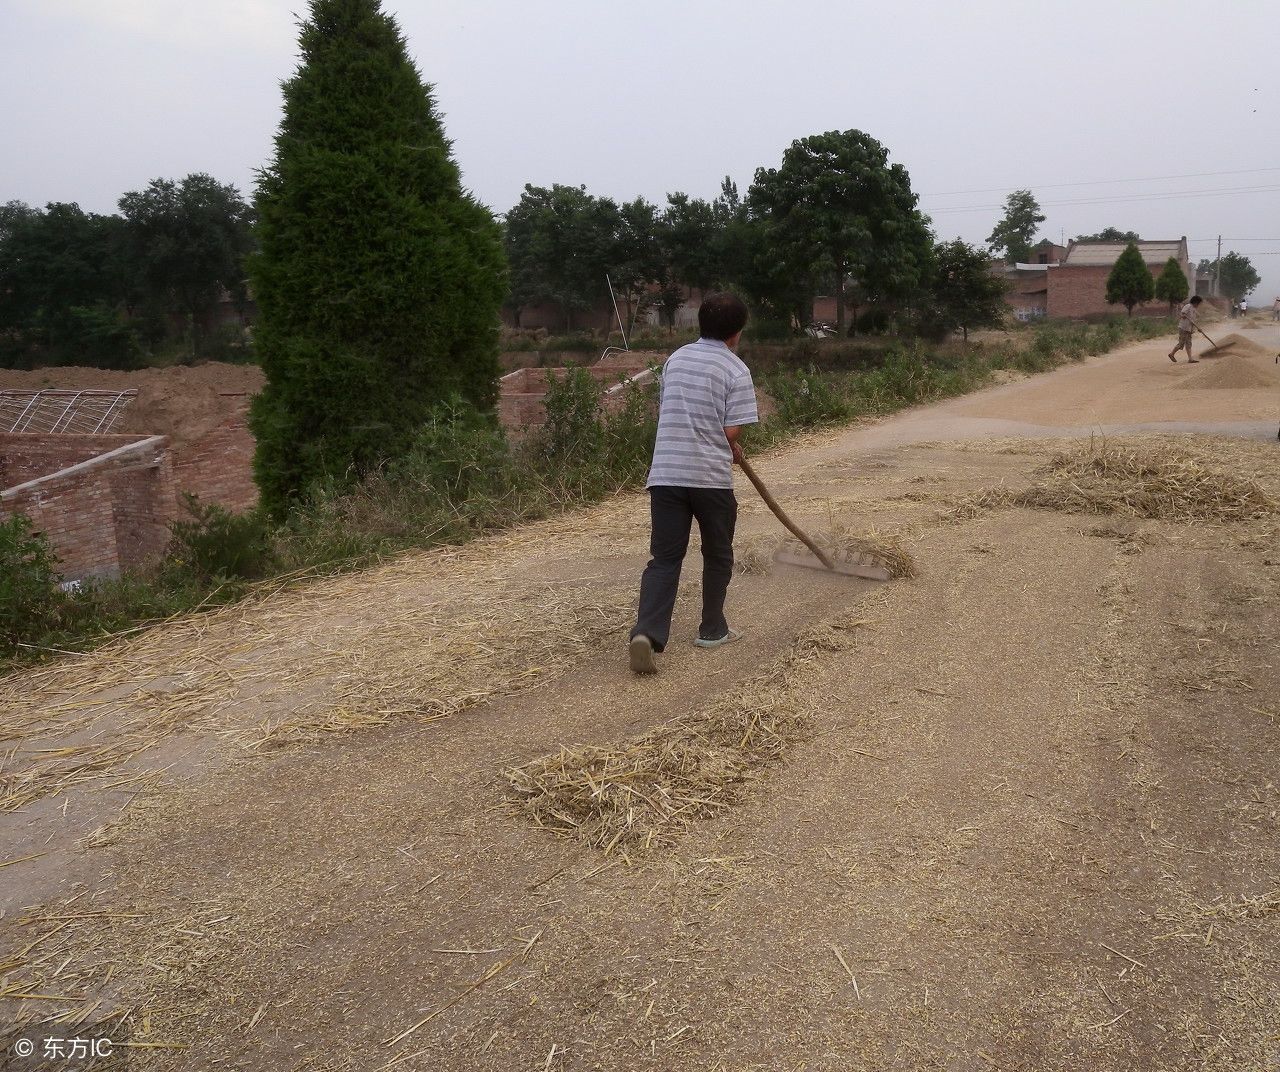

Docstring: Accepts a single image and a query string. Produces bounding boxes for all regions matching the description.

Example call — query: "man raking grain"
[628,293,758,675]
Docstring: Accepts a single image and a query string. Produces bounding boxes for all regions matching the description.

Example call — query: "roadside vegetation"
[1,315,1165,672]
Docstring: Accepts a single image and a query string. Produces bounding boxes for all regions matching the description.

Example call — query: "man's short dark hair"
[698,292,749,341]
[1189,295,1203,305]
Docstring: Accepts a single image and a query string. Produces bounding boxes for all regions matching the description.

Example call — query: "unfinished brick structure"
[1,391,260,582]
[1,433,176,581]
[497,352,665,437]
[171,399,258,513]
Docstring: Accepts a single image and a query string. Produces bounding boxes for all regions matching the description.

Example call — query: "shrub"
[0,515,65,651]
[765,365,854,427]
[538,335,598,353]
[164,495,277,585]
[599,374,660,485]
[391,399,519,502]
[539,369,606,462]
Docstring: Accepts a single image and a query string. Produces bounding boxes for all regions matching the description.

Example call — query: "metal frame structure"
[0,390,138,435]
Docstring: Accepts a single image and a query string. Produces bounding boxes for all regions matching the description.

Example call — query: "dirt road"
[2,325,1278,1070]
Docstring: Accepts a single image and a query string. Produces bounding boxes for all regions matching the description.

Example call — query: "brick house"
[996,264,1052,321]
[1026,239,1067,265]
[1045,238,1191,318]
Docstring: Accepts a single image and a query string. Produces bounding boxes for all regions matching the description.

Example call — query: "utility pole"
[1214,234,1221,298]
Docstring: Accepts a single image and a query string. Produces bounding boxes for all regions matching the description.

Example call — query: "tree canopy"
[504,184,620,329]
[1075,227,1139,243]
[1104,242,1155,316]
[987,190,1045,264]
[1153,257,1189,312]
[1214,251,1260,301]
[0,180,252,370]
[929,239,1009,340]
[118,173,254,345]
[749,129,932,332]
[250,0,507,514]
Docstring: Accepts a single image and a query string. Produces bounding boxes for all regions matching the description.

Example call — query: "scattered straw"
[741,529,917,579]
[1,531,639,813]
[734,534,781,575]
[807,527,917,579]
[1196,889,1279,923]
[507,611,870,857]
[1014,442,1277,522]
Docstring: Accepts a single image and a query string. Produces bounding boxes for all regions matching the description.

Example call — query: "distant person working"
[1240,299,1248,318]
[628,292,758,675]
[1169,295,1204,363]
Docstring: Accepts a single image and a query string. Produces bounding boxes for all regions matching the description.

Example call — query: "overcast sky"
[3,0,1277,301]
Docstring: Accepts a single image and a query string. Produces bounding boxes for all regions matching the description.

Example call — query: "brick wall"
[2,435,175,581]
[172,396,258,513]
[1047,261,1190,319]
[0,435,132,488]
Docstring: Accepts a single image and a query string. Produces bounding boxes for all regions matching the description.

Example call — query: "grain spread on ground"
[2,324,1279,1070]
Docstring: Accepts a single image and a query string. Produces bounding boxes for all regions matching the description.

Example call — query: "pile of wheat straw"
[1013,442,1277,522]
[507,612,869,859]
[804,528,917,579]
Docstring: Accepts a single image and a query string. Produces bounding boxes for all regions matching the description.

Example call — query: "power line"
[921,165,1280,198]
[928,183,1280,214]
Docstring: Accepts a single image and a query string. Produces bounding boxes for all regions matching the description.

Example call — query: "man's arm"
[725,424,745,465]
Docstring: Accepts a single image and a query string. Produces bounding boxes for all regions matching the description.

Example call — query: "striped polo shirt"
[646,338,758,489]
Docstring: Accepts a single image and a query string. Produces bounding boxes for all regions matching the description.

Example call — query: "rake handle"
[1194,324,1220,350]
[737,456,836,571]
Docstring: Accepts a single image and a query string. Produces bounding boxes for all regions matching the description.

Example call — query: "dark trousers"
[631,485,737,652]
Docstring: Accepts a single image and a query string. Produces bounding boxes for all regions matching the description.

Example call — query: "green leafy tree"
[118,174,254,353]
[250,0,507,514]
[611,197,665,333]
[1104,242,1155,316]
[1153,257,1189,314]
[1074,227,1139,243]
[930,239,1009,340]
[0,202,135,368]
[1215,251,1260,301]
[661,192,723,294]
[987,189,1045,264]
[504,184,617,330]
[749,129,932,332]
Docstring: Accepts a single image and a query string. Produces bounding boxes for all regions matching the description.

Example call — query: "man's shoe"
[629,634,658,674]
[1188,358,1199,363]
[1168,352,1177,362]
[694,627,743,649]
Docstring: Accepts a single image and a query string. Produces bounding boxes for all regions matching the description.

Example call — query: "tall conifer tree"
[250,0,506,513]
[1153,257,1189,314]
[1105,242,1155,317]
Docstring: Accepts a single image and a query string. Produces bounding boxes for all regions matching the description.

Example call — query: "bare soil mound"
[1177,353,1279,390]
[0,363,263,446]
[1202,332,1272,359]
